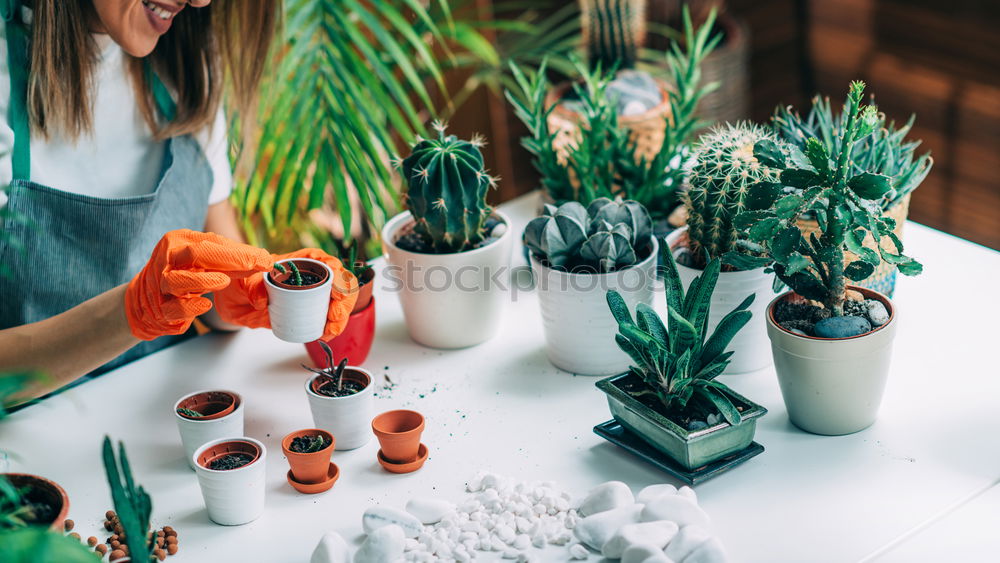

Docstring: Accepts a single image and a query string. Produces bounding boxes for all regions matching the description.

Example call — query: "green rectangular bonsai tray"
[596,372,767,470]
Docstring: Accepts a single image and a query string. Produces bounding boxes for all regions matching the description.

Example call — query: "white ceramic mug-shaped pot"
[265,258,333,343]
[193,437,267,526]
[305,367,374,450]
[174,390,245,470]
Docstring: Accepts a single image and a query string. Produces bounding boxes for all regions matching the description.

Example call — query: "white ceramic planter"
[667,227,775,374]
[381,211,513,349]
[265,258,333,343]
[192,437,266,526]
[766,288,897,435]
[530,237,658,376]
[174,390,245,470]
[305,368,374,450]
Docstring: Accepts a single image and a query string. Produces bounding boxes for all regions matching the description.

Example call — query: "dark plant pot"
[1,473,70,530]
[305,297,376,367]
[595,373,766,470]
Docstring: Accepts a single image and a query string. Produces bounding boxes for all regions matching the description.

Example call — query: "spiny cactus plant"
[398,122,498,254]
[581,0,647,71]
[524,197,652,273]
[683,122,788,268]
[730,81,923,316]
[606,247,754,424]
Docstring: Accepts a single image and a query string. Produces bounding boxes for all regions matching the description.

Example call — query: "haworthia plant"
[102,437,153,561]
[606,244,753,425]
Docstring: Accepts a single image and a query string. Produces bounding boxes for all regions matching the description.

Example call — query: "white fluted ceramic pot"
[305,368,374,450]
[667,227,775,374]
[766,287,897,435]
[193,437,266,526]
[174,390,244,470]
[265,258,333,343]
[381,211,512,349]
[531,237,658,376]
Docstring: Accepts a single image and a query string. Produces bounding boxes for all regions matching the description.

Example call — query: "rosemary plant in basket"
[303,341,361,397]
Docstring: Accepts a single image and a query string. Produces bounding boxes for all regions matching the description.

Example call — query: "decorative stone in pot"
[265,258,333,343]
[281,429,338,494]
[766,287,897,435]
[0,473,70,530]
[192,438,266,526]
[174,390,244,470]
[304,354,374,450]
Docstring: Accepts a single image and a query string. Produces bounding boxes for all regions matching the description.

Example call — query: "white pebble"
[677,486,697,504]
[514,534,530,550]
[573,504,644,550]
[363,506,423,538]
[355,525,405,563]
[579,481,635,516]
[636,484,678,504]
[602,521,680,558]
[569,543,590,559]
[682,537,729,563]
[641,495,710,529]
[623,544,675,563]
[663,525,712,562]
[309,531,350,563]
[496,524,516,544]
[407,497,456,525]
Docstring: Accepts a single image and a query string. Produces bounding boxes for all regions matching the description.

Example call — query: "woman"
[0,1,357,404]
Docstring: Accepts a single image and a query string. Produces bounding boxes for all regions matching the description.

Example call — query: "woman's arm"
[0,284,137,405]
[204,199,245,243]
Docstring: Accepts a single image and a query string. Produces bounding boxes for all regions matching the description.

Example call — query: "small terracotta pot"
[176,390,237,421]
[1,473,70,530]
[281,429,335,484]
[372,410,425,464]
[305,297,376,367]
[268,259,330,290]
[197,439,261,469]
[352,267,375,314]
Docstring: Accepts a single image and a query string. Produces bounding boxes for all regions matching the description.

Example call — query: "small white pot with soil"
[174,390,244,470]
[667,227,774,374]
[265,258,333,343]
[531,237,658,376]
[305,367,374,450]
[381,210,512,349]
[193,437,266,526]
[766,287,897,435]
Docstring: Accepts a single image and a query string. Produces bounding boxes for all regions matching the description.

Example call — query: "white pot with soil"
[666,227,774,374]
[305,367,374,450]
[766,287,897,435]
[531,237,658,376]
[193,437,266,526]
[265,258,334,343]
[174,390,244,470]
[381,210,512,349]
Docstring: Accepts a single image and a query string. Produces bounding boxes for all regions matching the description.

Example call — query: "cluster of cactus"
[524,197,652,273]
[606,247,753,424]
[771,93,932,210]
[581,0,647,71]
[399,122,497,254]
[272,261,303,285]
[728,82,923,316]
[683,123,788,268]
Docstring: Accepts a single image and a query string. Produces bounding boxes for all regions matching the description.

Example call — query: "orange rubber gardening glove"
[126,230,274,341]
[214,248,359,341]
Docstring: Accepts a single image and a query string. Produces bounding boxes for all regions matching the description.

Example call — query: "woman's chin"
[117,35,160,58]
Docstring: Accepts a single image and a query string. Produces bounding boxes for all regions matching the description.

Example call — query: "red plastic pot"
[2,473,70,530]
[305,297,376,367]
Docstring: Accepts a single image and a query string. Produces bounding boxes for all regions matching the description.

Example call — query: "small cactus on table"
[397,122,498,254]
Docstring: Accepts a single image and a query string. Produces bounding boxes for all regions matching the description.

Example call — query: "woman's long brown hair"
[26,1,280,141]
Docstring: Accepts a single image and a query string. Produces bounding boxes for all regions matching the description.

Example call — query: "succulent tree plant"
[524,197,653,273]
[683,122,788,268]
[102,437,153,562]
[728,81,923,316]
[606,246,753,425]
[397,122,498,254]
[581,0,647,71]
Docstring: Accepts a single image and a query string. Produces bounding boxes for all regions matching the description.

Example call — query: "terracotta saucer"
[287,462,340,493]
[377,443,429,474]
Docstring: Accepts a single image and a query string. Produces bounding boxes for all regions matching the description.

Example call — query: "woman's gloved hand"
[126,230,273,341]
[214,248,359,340]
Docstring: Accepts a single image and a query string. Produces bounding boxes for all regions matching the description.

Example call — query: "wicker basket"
[696,13,750,125]
[795,195,911,297]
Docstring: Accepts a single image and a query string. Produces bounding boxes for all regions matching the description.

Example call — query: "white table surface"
[2,191,997,563]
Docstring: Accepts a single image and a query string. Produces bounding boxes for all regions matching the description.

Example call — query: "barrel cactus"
[399,123,497,254]
[581,0,647,71]
[683,123,787,267]
[524,197,652,273]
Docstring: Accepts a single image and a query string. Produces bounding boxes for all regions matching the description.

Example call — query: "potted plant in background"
[597,250,766,470]
[770,92,933,297]
[736,81,923,435]
[381,123,512,349]
[282,429,338,494]
[193,438,267,526]
[0,474,69,531]
[306,243,377,367]
[666,122,788,374]
[303,345,374,450]
[524,197,656,376]
[174,390,244,470]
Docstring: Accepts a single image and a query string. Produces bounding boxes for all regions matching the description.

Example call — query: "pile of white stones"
[310,473,728,562]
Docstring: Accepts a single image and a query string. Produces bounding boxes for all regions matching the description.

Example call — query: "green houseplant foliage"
[728,81,923,316]
[102,437,153,561]
[505,6,720,219]
[524,197,652,273]
[398,123,497,254]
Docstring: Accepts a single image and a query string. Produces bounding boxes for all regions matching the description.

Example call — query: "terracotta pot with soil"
[174,390,244,470]
[303,349,374,450]
[0,473,70,530]
[265,258,333,343]
[281,429,338,494]
[192,438,266,526]
[372,410,427,473]
[766,287,897,436]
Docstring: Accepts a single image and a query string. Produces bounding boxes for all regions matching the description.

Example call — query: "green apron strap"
[143,60,177,123]
[3,0,31,180]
